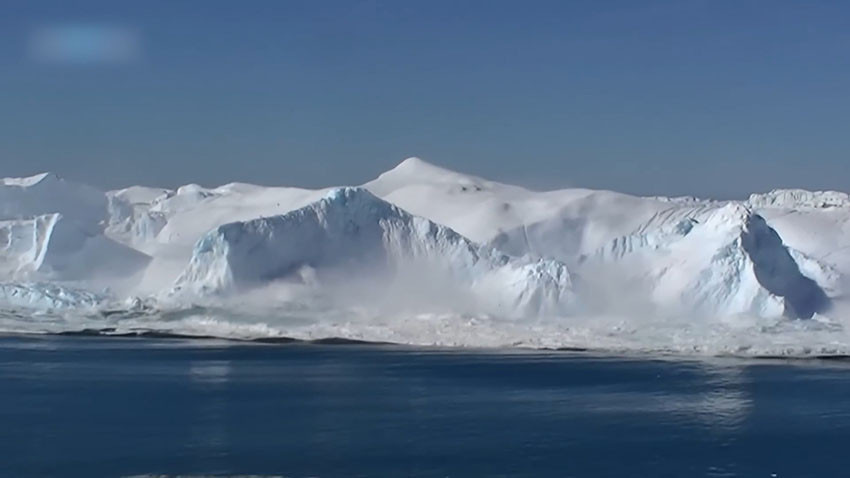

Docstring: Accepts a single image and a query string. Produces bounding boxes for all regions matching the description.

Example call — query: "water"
[2,335,850,478]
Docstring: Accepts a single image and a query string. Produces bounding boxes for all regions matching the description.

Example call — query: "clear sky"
[1,0,848,198]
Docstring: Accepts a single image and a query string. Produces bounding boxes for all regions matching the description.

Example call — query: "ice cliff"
[173,187,575,318]
[0,213,150,281]
[581,203,830,319]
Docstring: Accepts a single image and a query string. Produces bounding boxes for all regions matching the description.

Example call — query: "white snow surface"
[1,158,849,357]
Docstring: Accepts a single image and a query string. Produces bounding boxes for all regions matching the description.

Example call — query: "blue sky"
[1,0,849,197]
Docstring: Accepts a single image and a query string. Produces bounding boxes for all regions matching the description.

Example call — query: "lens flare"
[29,24,140,65]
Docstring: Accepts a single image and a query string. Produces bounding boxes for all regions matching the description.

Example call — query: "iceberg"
[580,203,830,319]
[0,161,848,356]
[174,187,575,318]
[0,213,150,281]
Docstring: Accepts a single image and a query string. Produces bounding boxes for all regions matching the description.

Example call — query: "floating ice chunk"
[0,282,102,310]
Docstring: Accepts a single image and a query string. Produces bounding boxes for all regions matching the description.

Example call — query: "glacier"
[1,157,849,356]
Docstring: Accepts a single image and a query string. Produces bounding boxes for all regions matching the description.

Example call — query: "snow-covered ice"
[1,157,849,357]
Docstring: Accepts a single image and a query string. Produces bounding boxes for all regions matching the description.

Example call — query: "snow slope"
[149,183,327,249]
[366,157,692,261]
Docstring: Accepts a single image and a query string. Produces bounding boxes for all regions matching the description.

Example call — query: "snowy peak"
[703,202,752,226]
[366,157,517,197]
[313,186,418,223]
[321,186,391,210]
[380,157,463,180]
[174,186,443,292]
[388,156,462,179]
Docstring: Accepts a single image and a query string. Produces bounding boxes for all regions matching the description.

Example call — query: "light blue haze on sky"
[1,0,848,198]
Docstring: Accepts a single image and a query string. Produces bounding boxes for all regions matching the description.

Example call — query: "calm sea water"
[2,335,850,478]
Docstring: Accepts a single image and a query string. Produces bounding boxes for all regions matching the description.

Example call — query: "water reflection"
[189,360,231,385]
[188,360,231,470]
[686,361,751,432]
[531,357,754,434]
